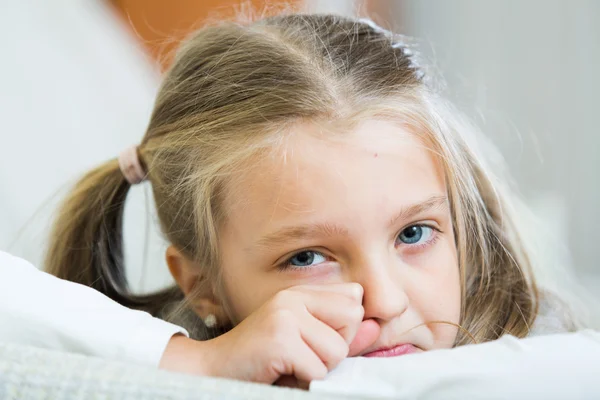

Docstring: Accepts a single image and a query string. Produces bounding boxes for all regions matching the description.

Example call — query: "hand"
[195,284,379,384]
[274,318,381,389]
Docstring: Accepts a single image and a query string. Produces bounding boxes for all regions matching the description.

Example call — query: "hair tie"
[118,146,146,185]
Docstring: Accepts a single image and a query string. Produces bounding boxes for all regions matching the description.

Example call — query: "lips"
[362,343,420,358]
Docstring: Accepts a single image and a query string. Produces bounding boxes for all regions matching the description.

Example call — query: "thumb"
[348,319,380,356]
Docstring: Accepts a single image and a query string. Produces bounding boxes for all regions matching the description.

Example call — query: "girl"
[45,13,576,384]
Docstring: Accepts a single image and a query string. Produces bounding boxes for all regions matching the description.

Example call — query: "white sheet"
[311,330,600,399]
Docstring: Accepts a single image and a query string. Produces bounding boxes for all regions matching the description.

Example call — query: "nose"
[353,259,409,322]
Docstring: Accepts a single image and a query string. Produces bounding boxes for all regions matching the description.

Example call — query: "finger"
[299,312,349,370]
[348,319,381,356]
[294,283,364,303]
[287,337,328,382]
[301,291,364,345]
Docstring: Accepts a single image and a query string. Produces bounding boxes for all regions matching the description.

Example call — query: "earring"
[204,313,217,328]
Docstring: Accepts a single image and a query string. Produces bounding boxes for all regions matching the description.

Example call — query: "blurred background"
[1,1,597,319]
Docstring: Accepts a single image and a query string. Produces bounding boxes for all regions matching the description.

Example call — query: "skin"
[166,119,461,383]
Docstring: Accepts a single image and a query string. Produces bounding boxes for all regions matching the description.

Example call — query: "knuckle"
[351,304,365,322]
[348,283,364,301]
[268,353,291,378]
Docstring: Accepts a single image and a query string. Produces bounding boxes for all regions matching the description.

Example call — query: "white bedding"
[311,330,600,399]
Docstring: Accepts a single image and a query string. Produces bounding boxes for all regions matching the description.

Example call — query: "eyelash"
[396,224,441,251]
[278,223,441,271]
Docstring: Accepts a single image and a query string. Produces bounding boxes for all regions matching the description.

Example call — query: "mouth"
[362,343,421,358]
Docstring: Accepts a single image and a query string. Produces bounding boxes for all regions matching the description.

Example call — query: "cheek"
[220,267,262,321]
[220,262,291,323]
[409,236,461,348]
[218,229,275,321]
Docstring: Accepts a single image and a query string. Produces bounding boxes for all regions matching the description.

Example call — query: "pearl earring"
[204,313,217,328]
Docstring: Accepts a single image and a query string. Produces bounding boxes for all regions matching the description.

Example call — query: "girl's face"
[219,119,461,352]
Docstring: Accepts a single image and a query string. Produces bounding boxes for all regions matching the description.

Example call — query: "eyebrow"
[387,195,448,229]
[254,222,350,250]
[252,195,449,251]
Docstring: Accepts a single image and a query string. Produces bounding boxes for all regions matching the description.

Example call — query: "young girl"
[45,12,576,384]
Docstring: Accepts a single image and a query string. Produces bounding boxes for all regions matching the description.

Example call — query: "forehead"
[222,119,445,230]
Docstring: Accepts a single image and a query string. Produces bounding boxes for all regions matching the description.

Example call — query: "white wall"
[0,0,173,292]
[384,0,600,294]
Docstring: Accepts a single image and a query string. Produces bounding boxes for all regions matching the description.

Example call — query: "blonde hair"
[46,13,548,344]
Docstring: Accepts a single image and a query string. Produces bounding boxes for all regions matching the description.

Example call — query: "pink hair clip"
[118,146,146,185]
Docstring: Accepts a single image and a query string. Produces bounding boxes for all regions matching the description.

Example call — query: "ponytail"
[45,159,182,317]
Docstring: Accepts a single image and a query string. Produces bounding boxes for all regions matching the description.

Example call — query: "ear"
[166,245,228,326]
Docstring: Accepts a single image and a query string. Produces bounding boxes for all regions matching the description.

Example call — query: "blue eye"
[397,225,434,245]
[287,251,327,268]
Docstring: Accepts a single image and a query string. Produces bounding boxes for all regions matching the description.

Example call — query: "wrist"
[159,334,213,376]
